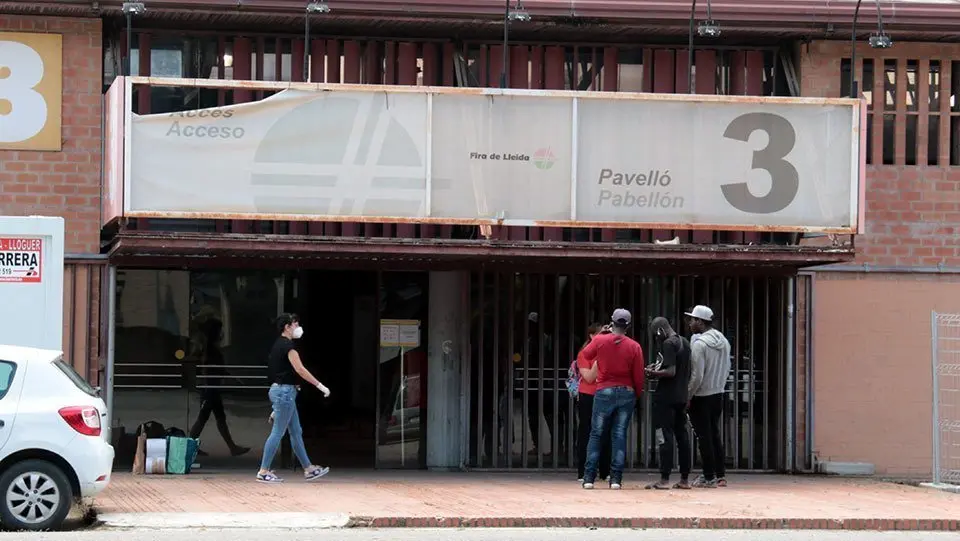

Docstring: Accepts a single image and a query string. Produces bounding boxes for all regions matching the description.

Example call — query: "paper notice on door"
[398,321,420,348]
[379,321,400,347]
[380,319,420,348]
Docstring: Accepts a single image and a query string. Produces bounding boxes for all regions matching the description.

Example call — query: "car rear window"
[53,359,99,397]
[0,361,16,400]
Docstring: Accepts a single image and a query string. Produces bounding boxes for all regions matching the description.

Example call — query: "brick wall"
[801,40,960,476]
[800,40,960,268]
[0,15,102,254]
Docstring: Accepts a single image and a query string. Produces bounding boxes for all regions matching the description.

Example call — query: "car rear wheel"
[0,459,72,531]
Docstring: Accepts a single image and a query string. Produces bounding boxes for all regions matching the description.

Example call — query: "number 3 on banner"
[0,41,48,144]
[721,112,799,215]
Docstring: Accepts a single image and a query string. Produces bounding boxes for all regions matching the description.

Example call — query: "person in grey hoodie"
[684,305,731,488]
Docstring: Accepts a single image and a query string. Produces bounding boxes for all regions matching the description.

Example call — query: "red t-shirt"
[581,332,645,396]
[575,349,597,396]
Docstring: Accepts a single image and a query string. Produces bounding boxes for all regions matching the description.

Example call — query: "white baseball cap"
[684,305,714,322]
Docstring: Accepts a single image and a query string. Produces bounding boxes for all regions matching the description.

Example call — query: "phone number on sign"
[0,238,42,252]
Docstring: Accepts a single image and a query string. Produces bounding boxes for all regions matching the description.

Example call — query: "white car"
[0,344,114,531]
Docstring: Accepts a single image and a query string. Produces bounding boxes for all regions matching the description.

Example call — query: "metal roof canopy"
[5,1,960,39]
[107,230,856,274]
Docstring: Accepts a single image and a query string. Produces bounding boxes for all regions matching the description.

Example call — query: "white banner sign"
[126,85,861,232]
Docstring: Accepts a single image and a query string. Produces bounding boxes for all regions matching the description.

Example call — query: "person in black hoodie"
[644,316,692,490]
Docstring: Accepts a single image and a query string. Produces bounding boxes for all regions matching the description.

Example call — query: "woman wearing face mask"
[257,313,331,484]
[574,323,611,482]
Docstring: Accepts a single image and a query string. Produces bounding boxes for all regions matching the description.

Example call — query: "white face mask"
[292,326,304,340]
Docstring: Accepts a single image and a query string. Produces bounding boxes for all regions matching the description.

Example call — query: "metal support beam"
[105,266,118,441]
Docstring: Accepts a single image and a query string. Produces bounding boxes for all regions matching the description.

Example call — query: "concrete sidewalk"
[92,471,960,531]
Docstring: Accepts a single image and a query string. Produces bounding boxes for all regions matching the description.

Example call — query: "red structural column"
[599,46,620,243]
[394,42,419,240]
[691,49,718,245]
[420,42,439,240]
[230,37,254,234]
[302,39,325,237]
[322,39,343,238]
[340,40,362,238]
[438,43,455,240]
[509,45,532,242]
[743,51,765,245]
[542,46,566,242]
[135,33,153,231]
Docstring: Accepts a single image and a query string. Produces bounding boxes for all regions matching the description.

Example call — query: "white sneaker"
[577,478,584,483]
[610,482,622,490]
[582,482,594,490]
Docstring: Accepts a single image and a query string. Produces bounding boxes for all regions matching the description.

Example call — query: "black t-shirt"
[652,334,691,405]
[267,336,298,385]
[202,345,224,388]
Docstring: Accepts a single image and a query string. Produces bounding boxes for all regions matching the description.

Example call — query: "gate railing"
[932,311,960,485]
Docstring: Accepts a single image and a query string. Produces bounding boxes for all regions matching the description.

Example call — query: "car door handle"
[0,420,5,428]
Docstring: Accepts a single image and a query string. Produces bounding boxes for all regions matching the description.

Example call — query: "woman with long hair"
[575,323,612,482]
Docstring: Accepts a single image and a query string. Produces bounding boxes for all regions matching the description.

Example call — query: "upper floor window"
[842,56,960,166]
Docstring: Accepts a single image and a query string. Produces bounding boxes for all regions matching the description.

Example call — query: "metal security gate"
[467,272,790,472]
[932,312,960,485]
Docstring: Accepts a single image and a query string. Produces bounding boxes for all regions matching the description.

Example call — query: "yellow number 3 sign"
[0,32,62,151]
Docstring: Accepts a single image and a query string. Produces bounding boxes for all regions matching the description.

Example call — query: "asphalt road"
[6,529,958,541]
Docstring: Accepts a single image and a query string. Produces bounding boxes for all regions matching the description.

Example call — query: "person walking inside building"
[516,312,568,459]
[644,316,692,490]
[579,308,645,490]
[685,305,731,488]
[256,313,331,484]
[189,317,250,458]
[574,322,611,482]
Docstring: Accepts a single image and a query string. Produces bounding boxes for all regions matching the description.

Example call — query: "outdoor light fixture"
[121,2,145,77]
[869,32,893,49]
[849,0,892,98]
[697,19,721,38]
[500,0,531,88]
[688,0,719,94]
[306,0,330,14]
[121,1,145,15]
[304,1,331,81]
[508,1,531,22]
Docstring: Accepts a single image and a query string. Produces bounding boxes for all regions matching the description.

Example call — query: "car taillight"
[59,406,101,437]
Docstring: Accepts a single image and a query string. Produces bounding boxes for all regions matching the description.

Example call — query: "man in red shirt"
[579,308,645,489]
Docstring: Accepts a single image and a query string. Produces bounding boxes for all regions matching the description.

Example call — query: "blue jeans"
[259,384,312,471]
[584,386,636,484]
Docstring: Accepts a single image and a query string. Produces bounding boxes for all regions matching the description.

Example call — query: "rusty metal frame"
[118,76,864,235]
[107,230,856,268]
[128,74,857,104]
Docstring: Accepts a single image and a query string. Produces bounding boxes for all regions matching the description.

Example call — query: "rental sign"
[0,217,65,351]
[0,237,43,283]
[116,79,864,233]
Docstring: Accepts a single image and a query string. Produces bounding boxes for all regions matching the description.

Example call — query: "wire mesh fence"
[932,312,960,485]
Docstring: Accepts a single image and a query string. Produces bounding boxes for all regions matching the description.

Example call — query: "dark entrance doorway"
[111,267,428,471]
[287,270,379,468]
